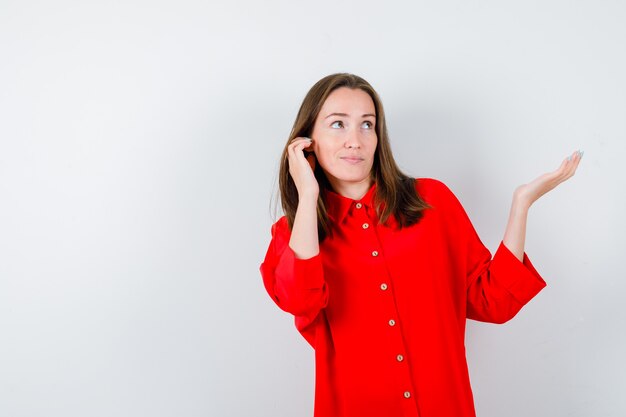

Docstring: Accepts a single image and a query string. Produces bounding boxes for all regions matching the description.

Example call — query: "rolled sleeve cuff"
[491,241,547,305]
[276,246,326,290]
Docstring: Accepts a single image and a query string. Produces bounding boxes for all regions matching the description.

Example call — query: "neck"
[329,177,374,200]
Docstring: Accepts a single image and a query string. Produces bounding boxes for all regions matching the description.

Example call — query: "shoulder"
[413,177,470,221]
[414,177,458,204]
[271,215,290,236]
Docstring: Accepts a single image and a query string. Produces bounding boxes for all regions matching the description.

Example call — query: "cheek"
[362,140,376,158]
[314,150,332,168]
[312,146,336,171]
[313,143,332,159]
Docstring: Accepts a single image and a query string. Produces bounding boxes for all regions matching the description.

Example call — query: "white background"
[1,1,625,416]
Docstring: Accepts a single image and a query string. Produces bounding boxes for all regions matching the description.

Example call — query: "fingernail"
[567,155,572,161]
[579,150,584,159]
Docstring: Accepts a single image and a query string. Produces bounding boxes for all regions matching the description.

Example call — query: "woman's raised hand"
[287,137,319,198]
[513,150,583,209]
[502,150,583,260]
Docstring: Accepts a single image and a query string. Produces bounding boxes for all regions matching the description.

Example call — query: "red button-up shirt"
[260,178,546,417]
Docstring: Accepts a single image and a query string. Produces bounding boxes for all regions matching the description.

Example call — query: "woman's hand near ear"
[287,137,319,199]
[503,150,583,261]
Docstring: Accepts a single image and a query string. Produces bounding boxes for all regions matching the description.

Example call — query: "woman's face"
[310,87,378,195]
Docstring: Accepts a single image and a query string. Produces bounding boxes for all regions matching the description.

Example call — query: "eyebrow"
[324,112,376,119]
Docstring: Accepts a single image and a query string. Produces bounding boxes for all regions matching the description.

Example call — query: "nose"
[344,129,362,149]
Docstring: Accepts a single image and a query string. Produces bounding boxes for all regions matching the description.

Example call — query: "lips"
[340,156,365,164]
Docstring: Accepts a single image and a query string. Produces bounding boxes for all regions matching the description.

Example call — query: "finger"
[556,150,580,176]
[552,150,582,184]
[288,137,313,153]
[288,138,313,160]
[564,150,583,177]
[289,136,313,145]
[565,150,583,166]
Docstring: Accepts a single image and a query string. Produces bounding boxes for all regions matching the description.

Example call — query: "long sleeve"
[260,216,329,341]
[433,180,547,324]
[465,241,546,323]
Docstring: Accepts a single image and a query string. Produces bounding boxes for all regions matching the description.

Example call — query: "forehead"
[320,87,376,115]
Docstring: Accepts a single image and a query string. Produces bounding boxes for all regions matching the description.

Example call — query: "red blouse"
[260,178,546,417]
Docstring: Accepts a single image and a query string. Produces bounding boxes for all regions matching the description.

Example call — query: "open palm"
[515,150,583,209]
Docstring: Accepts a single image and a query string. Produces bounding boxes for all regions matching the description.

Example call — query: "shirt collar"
[324,182,377,224]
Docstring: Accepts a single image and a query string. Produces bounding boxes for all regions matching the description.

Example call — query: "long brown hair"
[279,73,429,241]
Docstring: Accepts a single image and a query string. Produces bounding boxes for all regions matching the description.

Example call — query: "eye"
[362,121,374,129]
[330,120,344,129]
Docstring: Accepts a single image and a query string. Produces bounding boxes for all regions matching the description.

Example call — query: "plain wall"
[1,1,625,416]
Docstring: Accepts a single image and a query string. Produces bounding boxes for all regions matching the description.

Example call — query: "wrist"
[298,191,319,205]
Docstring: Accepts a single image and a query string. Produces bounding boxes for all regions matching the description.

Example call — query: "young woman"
[260,73,581,417]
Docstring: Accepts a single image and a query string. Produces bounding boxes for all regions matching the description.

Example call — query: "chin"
[331,172,372,183]
[322,164,374,186]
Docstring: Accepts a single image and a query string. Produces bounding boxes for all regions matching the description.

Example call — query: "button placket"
[352,197,415,405]
[380,271,414,401]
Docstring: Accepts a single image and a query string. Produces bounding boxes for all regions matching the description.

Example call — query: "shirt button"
[396,354,404,362]
[388,319,396,326]
[372,251,379,257]
[362,223,369,229]
[380,283,388,291]
[404,391,411,399]
[356,203,363,209]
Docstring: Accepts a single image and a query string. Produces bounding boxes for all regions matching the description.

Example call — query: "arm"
[503,150,583,261]
[286,137,320,259]
[465,151,583,323]
[259,138,327,344]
